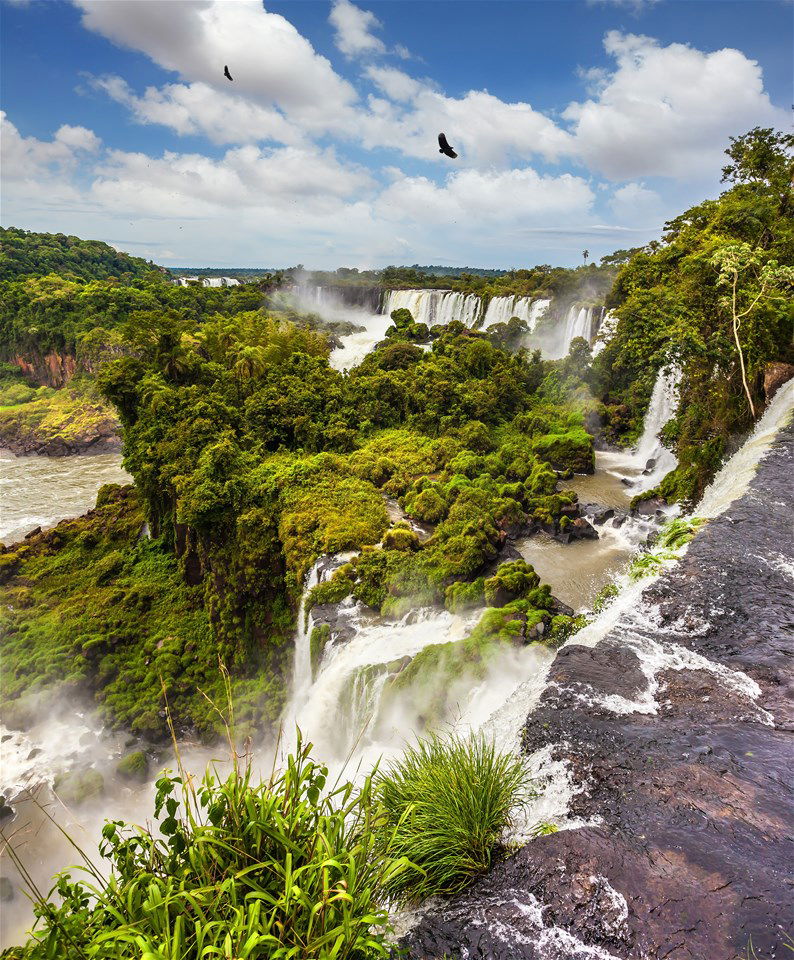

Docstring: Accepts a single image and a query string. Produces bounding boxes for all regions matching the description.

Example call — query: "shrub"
[375,732,533,904]
[13,739,413,959]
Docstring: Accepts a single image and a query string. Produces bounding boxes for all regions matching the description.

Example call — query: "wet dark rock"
[610,511,628,528]
[404,419,794,959]
[24,526,42,539]
[554,517,598,544]
[0,796,14,822]
[763,360,794,403]
[26,748,42,760]
[582,503,614,526]
[632,495,666,517]
[310,602,357,646]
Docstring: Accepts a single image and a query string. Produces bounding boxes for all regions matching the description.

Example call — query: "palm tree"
[582,249,589,265]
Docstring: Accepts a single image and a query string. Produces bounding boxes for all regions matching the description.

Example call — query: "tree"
[582,250,589,265]
[711,243,794,418]
[721,127,794,217]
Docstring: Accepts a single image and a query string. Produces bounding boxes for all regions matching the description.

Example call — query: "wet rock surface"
[402,421,794,959]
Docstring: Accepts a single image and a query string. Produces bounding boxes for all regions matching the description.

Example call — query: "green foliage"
[374,733,533,904]
[0,226,155,282]
[595,127,793,493]
[12,739,412,959]
[0,486,283,739]
[52,768,104,806]
[484,560,540,607]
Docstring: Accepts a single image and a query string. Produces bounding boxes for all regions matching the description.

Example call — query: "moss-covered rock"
[483,560,540,607]
[382,526,421,552]
[115,751,149,782]
[53,768,104,805]
[310,623,331,675]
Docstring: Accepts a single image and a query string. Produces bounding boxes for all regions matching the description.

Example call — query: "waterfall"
[561,305,593,355]
[481,296,550,332]
[289,559,324,711]
[381,289,481,327]
[591,310,617,357]
[633,366,681,484]
[697,377,794,519]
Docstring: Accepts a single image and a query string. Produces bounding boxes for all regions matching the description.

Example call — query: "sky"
[1,0,791,270]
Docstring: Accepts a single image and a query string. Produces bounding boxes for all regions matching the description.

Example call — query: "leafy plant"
[7,734,413,959]
[374,732,534,904]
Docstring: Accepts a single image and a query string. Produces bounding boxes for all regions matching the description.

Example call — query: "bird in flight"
[438,132,457,159]
[224,65,233,82]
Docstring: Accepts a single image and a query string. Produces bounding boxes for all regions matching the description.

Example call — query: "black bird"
[224,65,233,82]
[438,132,457,159]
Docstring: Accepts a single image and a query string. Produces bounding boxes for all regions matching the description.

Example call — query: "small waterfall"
[698,377,794,519]
[560,305,593,355]
[382,289,481,327]
[572,377,794,654]
[289,560,324,710]
[633,366,681,484]
[591,310,617,357]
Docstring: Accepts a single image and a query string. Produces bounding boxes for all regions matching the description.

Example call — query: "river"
[0,451,131,545]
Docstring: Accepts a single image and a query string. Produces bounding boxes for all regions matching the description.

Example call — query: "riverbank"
[403,390,794,959]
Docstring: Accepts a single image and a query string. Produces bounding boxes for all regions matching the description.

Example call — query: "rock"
[115,751,149,782]
[633,495,666,517]
[644,457,657,472]
[610,511,628,529]
[620,476,634,487]
[0,796,14,822]
[583,504,615,526]
[53,768,104,805]
[0,877,13,902]
[763,361,794,403]
[24,527,42,539]
[26,748,42,760]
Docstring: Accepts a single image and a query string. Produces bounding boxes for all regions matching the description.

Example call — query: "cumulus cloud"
[364,66,424,103]
[1,112,100,180]
[329,0,385,58]
[564,31,787,179]
[90,143,374,219]
[75,0,358,129]
[92,76,304,146]
[363,87,574,168]
[609,181,662,221]
[377,167,595,226]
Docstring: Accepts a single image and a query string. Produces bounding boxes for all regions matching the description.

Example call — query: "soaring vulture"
[438,132,458,159]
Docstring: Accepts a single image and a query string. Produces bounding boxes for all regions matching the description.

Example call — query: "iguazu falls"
[0,2,792,958]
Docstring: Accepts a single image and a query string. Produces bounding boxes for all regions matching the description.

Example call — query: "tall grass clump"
[374,732,534,905]
[5,735,413,959]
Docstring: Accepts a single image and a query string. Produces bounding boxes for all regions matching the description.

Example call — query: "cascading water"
[482,296,550,331]
[591,310,617,357]
[381,289,481,328]
[634,366,680,468]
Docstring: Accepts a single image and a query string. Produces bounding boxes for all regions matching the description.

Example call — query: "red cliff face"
[12,352,78,387]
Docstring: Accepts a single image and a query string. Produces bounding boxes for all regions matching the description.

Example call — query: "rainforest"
[1,19,793,951]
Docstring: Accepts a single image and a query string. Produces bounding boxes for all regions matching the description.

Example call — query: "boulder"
[53,768,104,805]
[763,361,794,403]
[115,750,149,782]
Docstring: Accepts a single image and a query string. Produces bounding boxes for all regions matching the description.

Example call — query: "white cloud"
[1,112,100,180]
[75,0,358,129]
[564,31,787,179]
[364,66,424,103]
[329,0,385,58]
[362,87,574,168]
[609,181,662,221]
[93,76,303,146]
[377,167,595,226]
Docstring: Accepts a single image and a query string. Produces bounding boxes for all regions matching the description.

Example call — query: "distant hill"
[0,227,158,282]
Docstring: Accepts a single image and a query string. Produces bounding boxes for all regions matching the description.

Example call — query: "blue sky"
[1,0,791,269]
